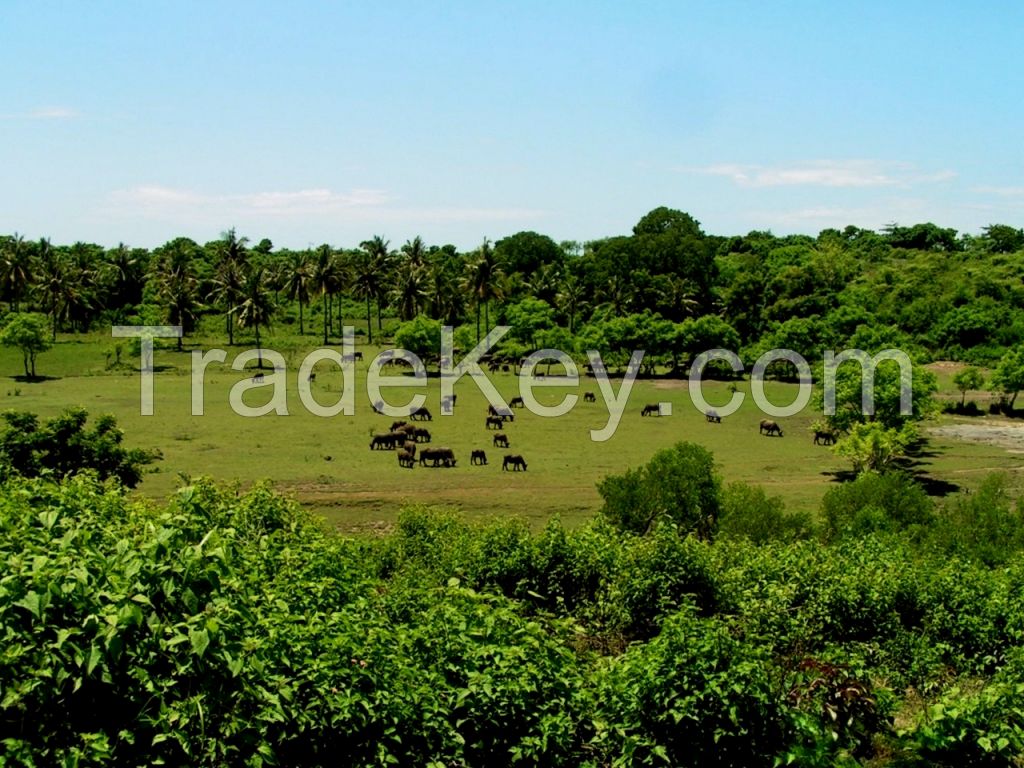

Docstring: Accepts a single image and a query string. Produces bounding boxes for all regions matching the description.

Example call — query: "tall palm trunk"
[298,297,304,335]
[366,296,373,345]
[322,291,329,345]
[255,324,263,368]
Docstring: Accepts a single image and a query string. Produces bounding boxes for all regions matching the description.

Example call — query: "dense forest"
[2,209,1024,368]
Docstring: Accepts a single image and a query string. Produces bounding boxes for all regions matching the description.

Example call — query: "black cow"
[502,454,527,471]
[583,391,597,403]
[759,419,784,437]
[705,410,721,424]
[493,432,509,448]
[485,415,504,430]
[470,449,488,466]
[641,403,661,416]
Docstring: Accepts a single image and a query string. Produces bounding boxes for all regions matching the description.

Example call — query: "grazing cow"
[414,427,432,443]
[440,394,457,411]
[641,403,661,416]
[410,407,432,421]
[397,449,416,468]
[502,454,528,471]
[470,449,488,466]
[387,431,408,446]
[419,446,456,467]
[369,433,395,450]
[509,396,525,408]
[493,432,509,448]
[391,420,408,432]
[486,415,504,430]
[403,440,417,457]
[353,351,363,361]
[252,372,265,383]
[501,364,510,372]
[705,409,721,424]
[813,429,836,445]
[307,372,316,383]
[372,400,385,414]
[759,419,784,437]
[583,391,597,403]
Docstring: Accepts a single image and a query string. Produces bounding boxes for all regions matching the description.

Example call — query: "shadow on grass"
[10,374,61,383]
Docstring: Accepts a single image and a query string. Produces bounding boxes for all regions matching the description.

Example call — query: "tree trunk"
[337,292,343,335]
[256,325,262,368]
[30,352,35,378]
[299,298,304,335]
[366,297,373,345]
[476,304,481,342]
[22,351,29,378]
[322,292,328,346]
[376,302,382,331]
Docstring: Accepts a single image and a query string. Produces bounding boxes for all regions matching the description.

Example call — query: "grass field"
[1,329,1020,531]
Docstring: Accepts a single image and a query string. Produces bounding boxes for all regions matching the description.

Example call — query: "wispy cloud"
[0,106,82,121]
[106,185,543,224]
[685,160,956,189]
[27,106,80,120]
[970,184,1024,197]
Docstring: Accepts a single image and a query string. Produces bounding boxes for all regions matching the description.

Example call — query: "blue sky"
[2,1,1022,250]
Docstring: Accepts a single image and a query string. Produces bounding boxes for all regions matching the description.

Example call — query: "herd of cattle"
[368,396,529,471]
[366,386,837,471]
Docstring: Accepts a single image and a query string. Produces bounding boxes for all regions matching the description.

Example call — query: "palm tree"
[36,239,67,342]
[352,250,381,345]
[310,244,341,345]
[282,250,312,335]
[400,236,427,268]
[211,228,249,345]
[391,260,427,321]
[426,259,464,325]
[556,273,586,333]
[155,240,201,351]
[464,238,502,341]
[234,266,275,368]
[525,262,561,305]
[103,242,146,309]
[210,260,245,345]
[0,233,33,311]
[64,243,99,332]
[599,273,634,315]
[360,235,392,332]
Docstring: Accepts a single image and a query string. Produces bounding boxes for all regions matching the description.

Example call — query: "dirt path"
[929,422,1024,453]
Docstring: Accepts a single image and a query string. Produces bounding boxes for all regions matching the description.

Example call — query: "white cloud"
[971,185,1024,197]
[28,106,79,120]
[106,185,543,225]
[686,160,956,189]
[0,106,81,121]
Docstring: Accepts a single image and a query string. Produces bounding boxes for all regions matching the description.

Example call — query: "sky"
[2,1,1023,251]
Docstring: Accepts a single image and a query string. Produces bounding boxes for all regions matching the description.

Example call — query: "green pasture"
[0,331,1020,531]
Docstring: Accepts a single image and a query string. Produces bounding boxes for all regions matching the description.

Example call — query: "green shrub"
[718,482,814,544]
[598,441,721,538]
[930,474,1024,566]
[591,607,788,767]
[821,471,933,542]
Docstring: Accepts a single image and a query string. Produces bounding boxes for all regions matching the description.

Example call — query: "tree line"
[1,209,1023,370]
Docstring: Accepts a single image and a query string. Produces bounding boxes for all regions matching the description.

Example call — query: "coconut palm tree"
[211,229,249,345]
[35,239,67,342]
[0,233,33,311]
[400,236,427,268]
[310,244,342,345]
[155,240,201,351]
[282,250,312,335]
[351,250,380,345]
[102,242,146,310]
[556,273,587,333]
[391,260,427,321]
[234,266,275,369]
[426,259,464,325]
[360,235,392,332]
[464,238,502,341]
